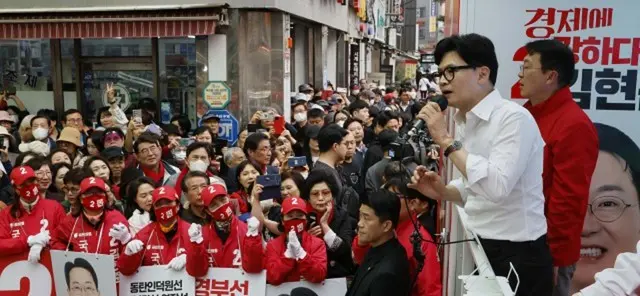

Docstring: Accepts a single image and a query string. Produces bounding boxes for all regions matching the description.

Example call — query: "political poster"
[459,0,640,294]
[119,265,195,296]
[0,250,56,295]
[266,278,348,296]
[195,268,266,296]
[50,250,117,296]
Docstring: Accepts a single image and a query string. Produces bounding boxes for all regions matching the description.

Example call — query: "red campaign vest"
[204,216,247,268]
[0,199,65,253]
[137,219,190,266]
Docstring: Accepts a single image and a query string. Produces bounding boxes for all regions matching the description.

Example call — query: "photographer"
[365,129,399,195]
[410,33,552,295]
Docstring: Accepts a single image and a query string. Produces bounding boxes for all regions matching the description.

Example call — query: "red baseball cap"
[201,184,227,207]
[152,186,178,204]
[281,197,308,215]
[10,166,36,186]
[79,177,107,194]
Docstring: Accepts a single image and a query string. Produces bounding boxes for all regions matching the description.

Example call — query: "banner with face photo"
[458,0,640,293]
[195,268,266,296]
[50,250,117,296]
[0,250,56,295]
[266,278,348,296]
[119,265,195,296]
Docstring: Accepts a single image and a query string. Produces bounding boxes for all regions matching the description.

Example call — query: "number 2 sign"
[0,250,55,296]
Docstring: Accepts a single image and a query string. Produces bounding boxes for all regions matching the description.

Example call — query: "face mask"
[336,120,345,127]
[81,194,107,211]
[283,218,306,235]
[189,160,208,173]
[210,202,233,222]
[32,127,49,140]
[172,151,186,161]
[409,91,417,99]
[294,113,307,123]
[19,183,40,203]
[352,90,360,96]
[300,171,309,179]
[155,205,178,224]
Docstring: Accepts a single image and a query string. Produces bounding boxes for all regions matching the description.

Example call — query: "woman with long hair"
[229,160,261,217]
[123,177,155,236]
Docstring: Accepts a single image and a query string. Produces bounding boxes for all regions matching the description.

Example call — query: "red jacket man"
[0,166,65,262]
[188,184,264,277]
[265,196,327,285]
[117,186,206,277]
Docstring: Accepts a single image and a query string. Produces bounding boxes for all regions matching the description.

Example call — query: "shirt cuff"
[449,178,468,204]
[323,229,339,249]
[466,153,489,186]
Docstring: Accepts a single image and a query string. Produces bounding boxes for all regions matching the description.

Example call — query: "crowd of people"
[0,70,442,295]
[2,33,640,296]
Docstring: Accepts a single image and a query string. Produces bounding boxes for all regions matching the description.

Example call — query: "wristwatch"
[444,140,462,157]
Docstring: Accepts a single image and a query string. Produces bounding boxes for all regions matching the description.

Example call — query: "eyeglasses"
[519,64,543,73]
[588,196,636,223]
[70,285,98,296]
[35,170,52,178]
[434,65,476,82]
[138,145,159,156]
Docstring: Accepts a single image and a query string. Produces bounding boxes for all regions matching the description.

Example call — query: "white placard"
[196,268,266,296]
[119,265,196,296]
[266,278,348,296]
[50,250,117,296]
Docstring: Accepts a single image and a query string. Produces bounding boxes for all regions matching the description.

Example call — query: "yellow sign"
[203,81,231,109]
[429,16,437,33]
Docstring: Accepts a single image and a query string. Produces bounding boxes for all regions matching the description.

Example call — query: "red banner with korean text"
[459,0,640,294]
[0,251,56,296]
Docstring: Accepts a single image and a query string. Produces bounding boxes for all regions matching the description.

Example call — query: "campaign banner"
[460,0,640,294]
[266,278,348,296]
[195,268,266,296]
[0,250,56,296]
[50,250,117,296]
[120,265,195,296]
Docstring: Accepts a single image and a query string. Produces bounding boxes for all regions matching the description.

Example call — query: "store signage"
[349,43,361,87]
[200,109,239,145]
[389,0,404,24]
[421,54,435,63]
[203,81,231,109]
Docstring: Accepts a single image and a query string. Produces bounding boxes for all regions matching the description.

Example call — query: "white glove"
[27,244,43,263]
[124,239,144,256]
[246,217,260,237]
[27,230,50,247]
[109,223,132,244]
[188,223,203,244]
[166,254,187,271]
[286,230,307,260]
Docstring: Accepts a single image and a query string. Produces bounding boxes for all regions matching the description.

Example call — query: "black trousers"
[479,234,554,296]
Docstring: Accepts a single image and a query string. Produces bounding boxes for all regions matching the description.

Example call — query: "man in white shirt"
[410,33,553,296]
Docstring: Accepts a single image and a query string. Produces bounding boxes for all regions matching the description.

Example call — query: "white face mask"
[352,90,360,96]
[336,120,346,127]
[32,127,49,140]
[409,91,417,99]
[189,160,209,173]
[172,151,186,161]
[294,113,307,123]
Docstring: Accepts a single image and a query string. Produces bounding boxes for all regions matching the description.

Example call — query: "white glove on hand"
[124,239,144,256]
[246,217,260,237]
[188,223,203,244]
[109,223,132,244]
[27,230,50,247]
[27,244,43,263]
[286,230,307,260]
[166,254,187,271]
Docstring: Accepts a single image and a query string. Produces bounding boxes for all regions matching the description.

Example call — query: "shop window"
[81,39,152,56]
[0,40,53,113]
[159,38,197,125]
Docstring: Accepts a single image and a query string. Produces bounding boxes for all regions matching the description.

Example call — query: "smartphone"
[273,116,285,135]
[213,139,228,156]
[132,109,142,125]
[247,123,259,133]
[0,136,7,150]
[321,90,334,100]
[287,156,307,168]
[260,112,275,122]
[307,212,318,229]
[257,174,282,201]
[179,138,194,148]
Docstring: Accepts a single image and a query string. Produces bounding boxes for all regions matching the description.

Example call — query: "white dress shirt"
[449,89,547,242]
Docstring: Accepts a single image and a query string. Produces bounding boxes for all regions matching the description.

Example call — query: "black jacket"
[326,206,356,278]
[346,237,410,296]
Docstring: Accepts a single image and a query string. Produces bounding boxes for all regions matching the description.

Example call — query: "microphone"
[407,95,448,137]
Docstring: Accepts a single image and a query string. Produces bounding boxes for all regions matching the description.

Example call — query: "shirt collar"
[523,86,573,117]
[454,89,502,124]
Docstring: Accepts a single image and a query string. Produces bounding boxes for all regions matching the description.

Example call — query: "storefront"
[0,7,225,127]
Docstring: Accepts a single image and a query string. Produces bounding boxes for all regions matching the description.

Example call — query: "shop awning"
[0,8,223,39]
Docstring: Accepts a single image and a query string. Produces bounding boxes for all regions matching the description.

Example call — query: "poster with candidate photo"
[119,265,195,296]
[50,250,117,296]
[266,277,347,296]
[458,0,640,293]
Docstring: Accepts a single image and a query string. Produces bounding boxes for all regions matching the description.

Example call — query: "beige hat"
[0,126,10,137]
[57,127,82,147]
[0,111,14,123]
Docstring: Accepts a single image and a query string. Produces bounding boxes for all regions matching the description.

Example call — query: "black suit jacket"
[346,237,411,296]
